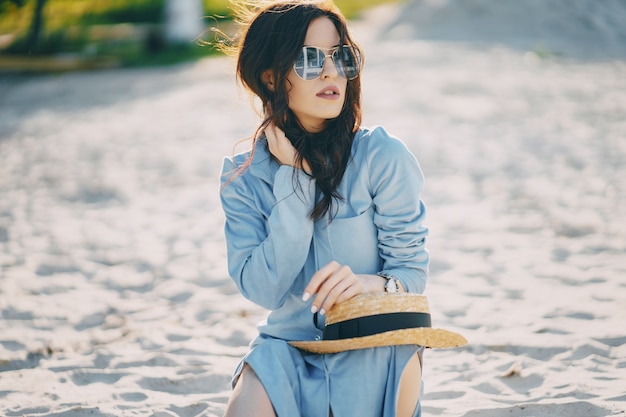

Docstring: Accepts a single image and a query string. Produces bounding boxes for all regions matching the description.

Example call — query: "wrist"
[359,274,387,292]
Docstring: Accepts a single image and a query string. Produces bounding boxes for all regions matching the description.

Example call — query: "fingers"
[303,261,337,297]
[303,261,363,315]
[264,123,295,166]
[264,123,311,173]
[264,123,284,145]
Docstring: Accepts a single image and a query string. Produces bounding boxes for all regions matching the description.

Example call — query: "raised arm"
[220,157,315,309]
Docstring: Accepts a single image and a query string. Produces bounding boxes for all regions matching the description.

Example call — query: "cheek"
[340,78,348,95]
[286,78,312,109]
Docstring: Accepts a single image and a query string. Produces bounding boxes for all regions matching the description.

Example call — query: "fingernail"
[302,292,311,302]
[311,305,318,314]
[319,308,326,316]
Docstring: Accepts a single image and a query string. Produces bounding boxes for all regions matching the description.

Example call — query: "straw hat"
[289,292,467,354]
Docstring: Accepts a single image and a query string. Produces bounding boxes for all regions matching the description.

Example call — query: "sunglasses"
[293,45,362,81]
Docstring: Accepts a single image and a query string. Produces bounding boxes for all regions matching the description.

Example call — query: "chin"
[320,109,343,119]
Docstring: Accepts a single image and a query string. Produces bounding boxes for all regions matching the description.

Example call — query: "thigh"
[397,352,422,417]
[225,364,277,417]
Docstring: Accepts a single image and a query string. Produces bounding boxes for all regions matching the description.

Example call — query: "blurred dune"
[384,0,626,60]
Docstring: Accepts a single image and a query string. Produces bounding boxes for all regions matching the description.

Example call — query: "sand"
[1,2,625,416]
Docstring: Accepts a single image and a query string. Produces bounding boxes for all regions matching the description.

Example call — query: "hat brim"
[289,327,467,354]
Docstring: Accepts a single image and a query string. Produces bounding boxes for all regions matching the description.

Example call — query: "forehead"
[303,17,340,47]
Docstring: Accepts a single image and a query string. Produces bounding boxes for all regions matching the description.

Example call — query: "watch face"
[385,279,399,293]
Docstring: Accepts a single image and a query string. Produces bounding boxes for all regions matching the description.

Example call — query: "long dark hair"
[230,0,363,221]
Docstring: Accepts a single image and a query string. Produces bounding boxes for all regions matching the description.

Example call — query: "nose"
[320,54,339,79]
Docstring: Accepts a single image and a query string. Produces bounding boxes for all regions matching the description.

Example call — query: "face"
[286,17,348,133]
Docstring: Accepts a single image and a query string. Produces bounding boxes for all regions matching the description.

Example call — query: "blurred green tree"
[0,0,47,52]
[0,0,26,12]
[27,0,47,51]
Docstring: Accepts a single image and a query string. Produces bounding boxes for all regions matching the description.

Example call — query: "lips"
[316,85,340,98]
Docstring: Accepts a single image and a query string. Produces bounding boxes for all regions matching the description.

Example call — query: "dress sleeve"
[365,127,429,294]
[220,158,315,309]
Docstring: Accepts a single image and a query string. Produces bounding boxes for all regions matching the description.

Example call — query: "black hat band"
[322,312,432,341]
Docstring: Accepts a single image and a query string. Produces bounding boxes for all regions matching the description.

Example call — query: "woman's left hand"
[265,123,312,174]
[302,261,387,315]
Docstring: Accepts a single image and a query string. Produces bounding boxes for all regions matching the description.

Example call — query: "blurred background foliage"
[0,0,399,69]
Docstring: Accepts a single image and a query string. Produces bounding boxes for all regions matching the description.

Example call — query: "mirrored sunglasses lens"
[294,47,325,80]
[334,46,361,80]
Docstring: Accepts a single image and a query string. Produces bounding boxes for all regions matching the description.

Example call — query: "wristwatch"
[378,272,400,293]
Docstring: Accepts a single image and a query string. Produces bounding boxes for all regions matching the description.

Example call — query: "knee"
[225,365,276,417]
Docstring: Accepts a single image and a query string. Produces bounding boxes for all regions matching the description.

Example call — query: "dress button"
[315,335,322,341]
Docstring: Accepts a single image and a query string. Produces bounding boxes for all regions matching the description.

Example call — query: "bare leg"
[224,364,277,417]
[397,353,422,417]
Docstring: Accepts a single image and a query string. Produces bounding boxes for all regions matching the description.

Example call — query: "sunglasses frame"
[293,45,362,81]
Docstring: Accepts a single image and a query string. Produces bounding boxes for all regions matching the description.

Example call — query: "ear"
[262,69,275,92]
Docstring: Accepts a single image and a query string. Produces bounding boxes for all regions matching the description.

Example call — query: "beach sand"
[1,2,625,416]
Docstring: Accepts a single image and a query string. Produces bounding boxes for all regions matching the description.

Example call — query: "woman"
[219,1,429,416]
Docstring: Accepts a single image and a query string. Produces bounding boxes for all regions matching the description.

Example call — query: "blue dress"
[220,126,429,417]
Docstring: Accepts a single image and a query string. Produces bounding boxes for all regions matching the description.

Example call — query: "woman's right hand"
[265,123,311,174]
